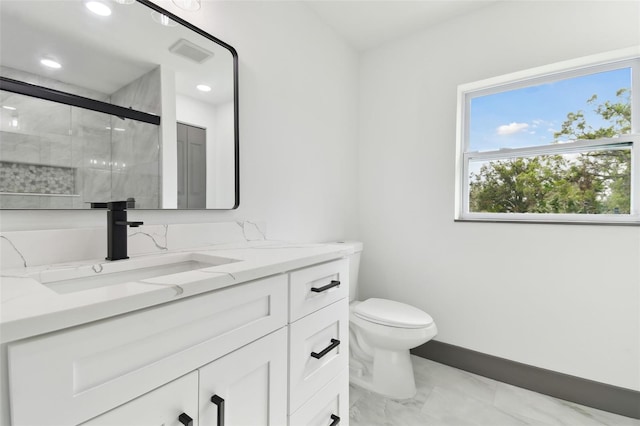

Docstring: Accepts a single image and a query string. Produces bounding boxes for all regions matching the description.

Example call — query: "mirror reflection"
[0,0,238,209]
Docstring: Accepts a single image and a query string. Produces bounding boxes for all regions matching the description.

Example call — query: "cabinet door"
[81,372,198,426]
[199,328,287,426]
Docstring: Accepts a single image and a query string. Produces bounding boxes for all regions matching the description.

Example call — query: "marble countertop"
[0,241,352,344]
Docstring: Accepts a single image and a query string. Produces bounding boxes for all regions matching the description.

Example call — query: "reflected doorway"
[177,122,206,209]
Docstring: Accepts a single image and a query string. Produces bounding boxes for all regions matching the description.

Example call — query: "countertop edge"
[1,244,350,344]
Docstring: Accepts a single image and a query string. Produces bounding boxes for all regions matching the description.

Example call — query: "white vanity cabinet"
[82,328,287,426]
[288,260,350,426]
[5,257,350,426]
[7,274,288,426]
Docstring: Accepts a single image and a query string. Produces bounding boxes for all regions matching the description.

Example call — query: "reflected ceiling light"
[2,105,16,111]
[196,84,211,92]
[172,0,201,11]
[85,1,112,16]
[40,58,62,69]
[151,11,178,27]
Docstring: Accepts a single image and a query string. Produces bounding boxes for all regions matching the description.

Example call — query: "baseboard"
[411,340,640,419]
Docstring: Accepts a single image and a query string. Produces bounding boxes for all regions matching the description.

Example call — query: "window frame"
[455,47,640,224]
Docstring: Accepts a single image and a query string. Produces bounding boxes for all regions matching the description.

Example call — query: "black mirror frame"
[138,0,239,210]
[0,0,240,210]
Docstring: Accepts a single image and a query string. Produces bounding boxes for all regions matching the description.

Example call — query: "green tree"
[469,88,631,214]
[554,88,631,213]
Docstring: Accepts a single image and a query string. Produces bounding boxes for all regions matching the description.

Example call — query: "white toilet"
[341,241,437,399]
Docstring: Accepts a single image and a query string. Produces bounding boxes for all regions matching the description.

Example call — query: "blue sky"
[469,67,631,152]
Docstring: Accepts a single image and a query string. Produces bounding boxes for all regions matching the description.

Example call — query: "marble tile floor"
[349,355,640,426]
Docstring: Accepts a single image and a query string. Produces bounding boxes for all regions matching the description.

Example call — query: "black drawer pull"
[330,414,340,425]
[311,280,340,293]
[178,413,193,426]
[311,339,340,359]
[211,394,225,426]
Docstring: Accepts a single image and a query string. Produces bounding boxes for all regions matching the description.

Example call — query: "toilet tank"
[335,241,363,301]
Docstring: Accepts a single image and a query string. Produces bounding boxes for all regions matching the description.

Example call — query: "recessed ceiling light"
[151,11,178,27]
[172,0,201,11]
[40,58,62,69]
[196,84,211,92]
[2,105,16,111]
[85,1,112,16]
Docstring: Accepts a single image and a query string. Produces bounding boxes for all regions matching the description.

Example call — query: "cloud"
[496,122,529,135]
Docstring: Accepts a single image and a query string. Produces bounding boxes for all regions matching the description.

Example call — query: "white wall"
[161,67,178,209]
[358,1,640,391]
[0,0,359,243]
[214,101,235,208]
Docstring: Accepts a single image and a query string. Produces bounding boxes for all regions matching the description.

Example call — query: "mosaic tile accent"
[0,161,76,194]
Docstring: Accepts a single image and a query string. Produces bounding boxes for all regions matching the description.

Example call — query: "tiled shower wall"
[110,67,161,209]
[0,67,111,208]
[0,66,160,209]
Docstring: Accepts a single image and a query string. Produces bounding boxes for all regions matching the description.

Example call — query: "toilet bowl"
[337,241,438,399]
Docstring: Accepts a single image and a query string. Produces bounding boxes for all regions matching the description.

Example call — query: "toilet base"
[349,348,417,399]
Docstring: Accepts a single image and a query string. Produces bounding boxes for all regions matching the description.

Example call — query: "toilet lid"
[353,298,433,329]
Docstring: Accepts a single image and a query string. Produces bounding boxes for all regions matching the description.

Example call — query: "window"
[456,48,640,224]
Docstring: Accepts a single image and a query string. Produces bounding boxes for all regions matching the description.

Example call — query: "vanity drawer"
[289,298,349,413]
[8,275,287,426]
[289,259,348,322]
[289,367,349,426]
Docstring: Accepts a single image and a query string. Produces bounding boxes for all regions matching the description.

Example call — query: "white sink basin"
[35,252,240,295]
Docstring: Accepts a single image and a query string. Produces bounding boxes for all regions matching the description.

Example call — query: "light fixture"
[151,11,178,27]
[85,1,112,16]
[196,84,211,92]
[2,105,16,111]
[40,58,62,69]
[172,0,201,11]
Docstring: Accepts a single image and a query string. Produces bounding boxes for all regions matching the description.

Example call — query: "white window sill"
[455,213,640,226]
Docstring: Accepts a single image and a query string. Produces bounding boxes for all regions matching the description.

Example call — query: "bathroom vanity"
[0,234,351,425]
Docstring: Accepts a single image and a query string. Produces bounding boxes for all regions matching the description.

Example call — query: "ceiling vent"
[169,39,214,64]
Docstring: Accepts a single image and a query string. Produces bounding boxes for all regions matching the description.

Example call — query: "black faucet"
[106,201,143,261]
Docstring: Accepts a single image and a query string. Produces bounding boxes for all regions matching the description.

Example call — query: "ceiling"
[303,1,500,51]
[0,1,234,105]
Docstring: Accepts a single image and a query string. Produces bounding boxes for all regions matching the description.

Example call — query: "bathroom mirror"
[0,0,239,209]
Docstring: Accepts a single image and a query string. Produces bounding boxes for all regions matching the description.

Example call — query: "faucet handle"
[114,221,144,227]
[107,201,128,211]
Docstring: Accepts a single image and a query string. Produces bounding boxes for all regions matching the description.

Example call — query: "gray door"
[177,123,206,209]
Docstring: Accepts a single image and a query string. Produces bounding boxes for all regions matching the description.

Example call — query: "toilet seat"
[353,298,433,329]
